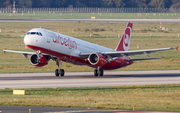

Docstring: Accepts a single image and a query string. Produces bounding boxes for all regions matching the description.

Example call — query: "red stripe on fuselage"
[27,45,89,66]
[27,45,133,70]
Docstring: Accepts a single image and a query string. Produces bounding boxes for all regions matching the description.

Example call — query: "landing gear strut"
[36,50,41,64]
[94,67,104,76]
[55,58,65,77]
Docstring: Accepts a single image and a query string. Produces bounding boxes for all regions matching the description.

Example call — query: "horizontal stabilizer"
[129,58,161,61]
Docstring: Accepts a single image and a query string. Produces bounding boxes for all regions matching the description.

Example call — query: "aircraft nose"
[24,35,32,46]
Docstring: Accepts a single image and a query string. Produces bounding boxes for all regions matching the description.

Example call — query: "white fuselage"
[24,28,113,64]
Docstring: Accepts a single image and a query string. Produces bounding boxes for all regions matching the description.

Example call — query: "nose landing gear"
[36,50,41,64]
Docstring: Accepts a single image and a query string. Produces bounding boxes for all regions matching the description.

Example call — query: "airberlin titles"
[50,32,77,49]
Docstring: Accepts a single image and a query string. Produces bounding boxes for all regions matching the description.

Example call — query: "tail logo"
[115,22,132,51]
[123,27,131,50]
[124,34,130,47]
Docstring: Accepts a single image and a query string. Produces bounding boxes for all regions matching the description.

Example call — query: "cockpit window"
[26,32,43,36]
[27,32,30,35]
[31,32,36,35]
[39,32,42,36]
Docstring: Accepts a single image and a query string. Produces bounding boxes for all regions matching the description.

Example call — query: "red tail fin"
[176,46,179,51]
[115,22,133,51]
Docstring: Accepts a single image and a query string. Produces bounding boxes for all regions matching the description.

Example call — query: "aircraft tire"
[94,69,98,76]
[99,69,104,76]
[55,69,59,77]
[60,69,65,76]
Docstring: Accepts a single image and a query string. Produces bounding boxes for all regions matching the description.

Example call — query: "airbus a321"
[4,22,178,77]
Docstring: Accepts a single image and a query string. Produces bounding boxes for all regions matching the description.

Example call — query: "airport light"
[13,2,16,13]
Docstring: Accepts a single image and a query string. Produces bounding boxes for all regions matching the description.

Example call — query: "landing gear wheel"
[55,58,65,77]
[94,69,98,76]
[55,69,59,77]
[99,69,104,76]
[60,69,65,76]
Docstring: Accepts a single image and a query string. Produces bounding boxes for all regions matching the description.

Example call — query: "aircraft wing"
[80,47,178,60]
[3,49,36,58]
[102,47,178,58]
[4,49,36,54]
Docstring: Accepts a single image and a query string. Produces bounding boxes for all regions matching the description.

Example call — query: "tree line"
[1,0,180,9]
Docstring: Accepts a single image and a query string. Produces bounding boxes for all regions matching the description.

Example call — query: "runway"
[0,19,180,23]
[0,70,180,89]
[0,105,128,113]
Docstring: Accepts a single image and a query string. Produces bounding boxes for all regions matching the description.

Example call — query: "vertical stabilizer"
[115,22,133,51]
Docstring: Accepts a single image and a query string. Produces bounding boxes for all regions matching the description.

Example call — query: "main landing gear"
[54,58,103,77]
[55,58,65,77]
[94,67,104,76]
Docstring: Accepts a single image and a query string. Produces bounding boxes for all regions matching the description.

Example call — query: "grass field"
[0,13,180,19]
[0,22,180,73]
[0,84,180,111]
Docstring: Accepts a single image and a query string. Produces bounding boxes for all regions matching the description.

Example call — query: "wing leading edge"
[3,49,36,54]
[3,49,36,58]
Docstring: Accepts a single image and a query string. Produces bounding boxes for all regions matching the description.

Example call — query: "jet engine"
[30,54,47,67]
[88,53,107,66]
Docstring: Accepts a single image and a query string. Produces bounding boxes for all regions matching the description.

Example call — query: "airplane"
[3,22,178,77]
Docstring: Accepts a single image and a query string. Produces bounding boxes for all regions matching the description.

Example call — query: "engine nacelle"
[30,54,47,67]
[88,53,107,66]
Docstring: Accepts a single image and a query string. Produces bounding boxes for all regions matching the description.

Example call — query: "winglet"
[3,48,6,54]
[176,46,179,51]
